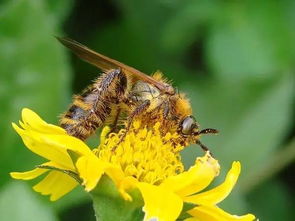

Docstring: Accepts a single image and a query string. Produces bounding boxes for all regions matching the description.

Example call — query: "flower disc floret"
[97,122,184,185]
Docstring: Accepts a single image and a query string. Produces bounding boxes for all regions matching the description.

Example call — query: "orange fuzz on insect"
[58,37,218,152]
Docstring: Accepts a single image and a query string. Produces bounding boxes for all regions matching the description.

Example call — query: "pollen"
[96,121,185,185]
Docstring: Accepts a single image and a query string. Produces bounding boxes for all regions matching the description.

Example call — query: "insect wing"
[56,37,170,92]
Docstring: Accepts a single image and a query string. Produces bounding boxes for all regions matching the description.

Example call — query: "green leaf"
[247,179,294,221]
[43,0,74,25]
[206,1,294,80]
[218,74,294,181]
[218,188,252,215]
[182,72,293,186]
[178,202,195,220]
[51,186,91,214]
[0,182,58,221]
[161,0,220,54]
[0,0,71,186]
[91,175,144,221]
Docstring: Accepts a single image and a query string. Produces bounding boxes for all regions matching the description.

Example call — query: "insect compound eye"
[180,116,198,135]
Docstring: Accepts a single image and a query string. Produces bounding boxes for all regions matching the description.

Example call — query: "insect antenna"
[194,128,218,156]
[197,128,219,135]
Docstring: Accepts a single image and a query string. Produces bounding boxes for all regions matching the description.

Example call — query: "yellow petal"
[104,166,134,201]
[12,124,74,170]
[104,166,142,201]
[137,182,183,221]
[76,156,107,191]
[10,161,73,180]
[184,218,201,221]
[33,170,78,201]
[10,167,48,180]
[187,205,256,221]
[185,162,240,205]
[161,152,220,197]
[104,166,126,185]
[21,108,66,134]
[43,134,94,157]
[117,176,138,201]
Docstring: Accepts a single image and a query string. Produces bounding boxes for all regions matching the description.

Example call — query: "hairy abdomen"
[60,70,127,140]
[60,89,111,140]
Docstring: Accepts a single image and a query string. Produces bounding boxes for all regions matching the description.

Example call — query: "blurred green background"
[0,0,294,220]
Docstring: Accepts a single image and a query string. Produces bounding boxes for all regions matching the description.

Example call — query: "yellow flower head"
[11,108,256,221]
[97,121,184,185]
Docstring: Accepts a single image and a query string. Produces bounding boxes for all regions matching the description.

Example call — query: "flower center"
[96,121,185,185]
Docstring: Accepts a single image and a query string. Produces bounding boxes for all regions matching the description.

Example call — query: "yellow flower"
[11,108,256,221]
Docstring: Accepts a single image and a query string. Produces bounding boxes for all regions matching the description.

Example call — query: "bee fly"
[58,37,218,153]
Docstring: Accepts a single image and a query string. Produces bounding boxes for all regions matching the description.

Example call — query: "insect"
[58,37,218,152]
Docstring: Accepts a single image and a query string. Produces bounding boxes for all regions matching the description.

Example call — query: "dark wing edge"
[56,36,117,72]
[56,37,174,94]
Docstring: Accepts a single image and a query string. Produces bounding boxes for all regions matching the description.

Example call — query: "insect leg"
[91,68,127,130]
[126,99,151,128]
[196,140,214,157]
[109,108,122,133]
[163,101,170,119]
[113,100,150,150]
[95,68,127,99]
